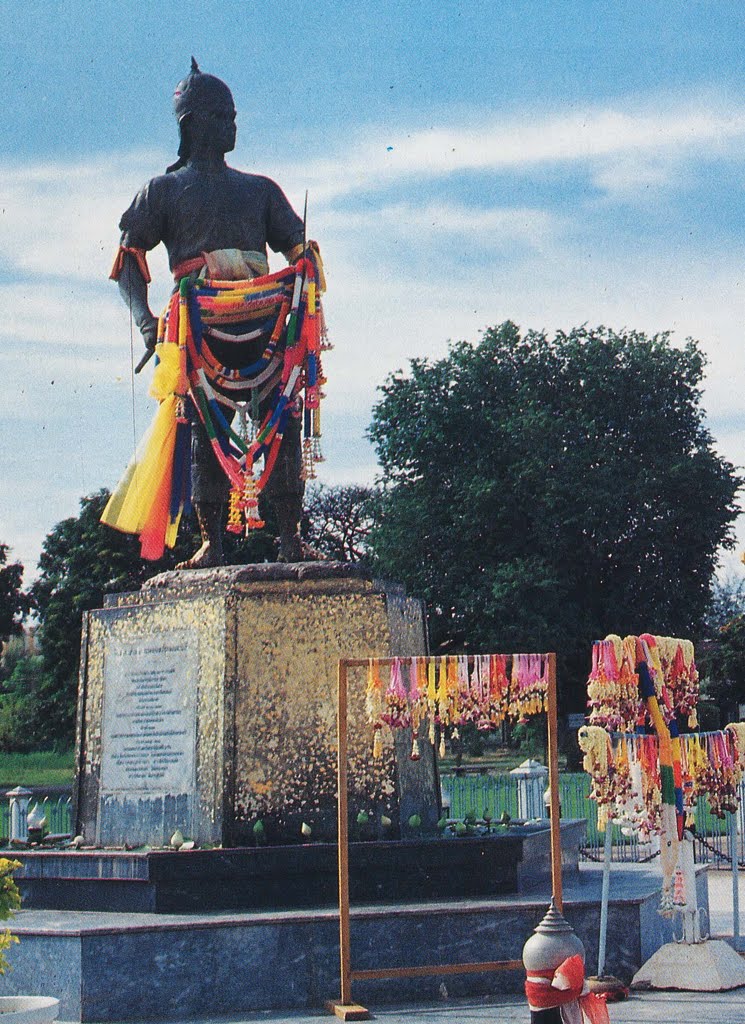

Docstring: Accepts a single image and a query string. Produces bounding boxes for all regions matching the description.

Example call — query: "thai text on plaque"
[100,630,197,793]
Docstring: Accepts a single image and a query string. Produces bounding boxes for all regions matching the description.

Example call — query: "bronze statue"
[111,60,311,567]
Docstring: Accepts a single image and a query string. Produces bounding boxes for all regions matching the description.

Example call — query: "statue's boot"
[176,502,225,569]
[273,495,328,562]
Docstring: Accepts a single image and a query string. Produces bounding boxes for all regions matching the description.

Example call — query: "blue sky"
[2,1,745,578]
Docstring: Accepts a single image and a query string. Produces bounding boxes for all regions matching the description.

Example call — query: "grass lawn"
[0,751,74,789]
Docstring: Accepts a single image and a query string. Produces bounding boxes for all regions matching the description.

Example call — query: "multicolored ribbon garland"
[579,723,744,915]
[365,653,549,759]
[578,726,745,829]
[587,633,699,732]
[582,631,744,916]
[101,249,328,559]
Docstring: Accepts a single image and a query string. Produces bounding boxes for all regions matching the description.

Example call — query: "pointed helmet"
[173,57,234,121]
[168,58,235,172]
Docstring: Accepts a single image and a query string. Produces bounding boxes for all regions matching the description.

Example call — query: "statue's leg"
[263,413,305,562]
[176,416,229,569]
[530,1009,562,1023]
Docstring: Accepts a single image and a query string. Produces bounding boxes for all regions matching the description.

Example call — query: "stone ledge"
[11,822,584,914]
[143,560,373,589]
[103,562,407,608]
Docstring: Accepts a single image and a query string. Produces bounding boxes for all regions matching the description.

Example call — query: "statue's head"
[168,58,236,171]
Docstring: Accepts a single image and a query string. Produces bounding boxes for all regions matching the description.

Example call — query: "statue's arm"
[113,251,159,351]
[112,181,165,352]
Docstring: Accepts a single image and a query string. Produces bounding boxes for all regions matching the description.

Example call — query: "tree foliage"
[369,323,741,703]
[30,491,151,746]
[303,483,377,563]
[698,615,745,718]
[0,545,26,645]
[702,573,745,634]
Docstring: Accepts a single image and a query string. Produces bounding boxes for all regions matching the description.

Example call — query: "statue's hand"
[140,316,158,352]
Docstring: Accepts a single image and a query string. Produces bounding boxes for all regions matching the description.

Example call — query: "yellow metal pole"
[337,659,352,1005]
[327,659,369,1021]
[546,652,563,912]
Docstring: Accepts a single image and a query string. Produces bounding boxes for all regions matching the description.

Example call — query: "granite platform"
[2,864,709,1022]
[11,820,585,912]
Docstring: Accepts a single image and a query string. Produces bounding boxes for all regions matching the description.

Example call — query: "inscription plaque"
[100,630,197,794]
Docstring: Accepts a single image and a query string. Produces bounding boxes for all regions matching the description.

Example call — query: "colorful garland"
[587,633,699,732]
[102,249,328,558]
[579,728,744,835]
[584,630,735,917]
[365,654,548,759]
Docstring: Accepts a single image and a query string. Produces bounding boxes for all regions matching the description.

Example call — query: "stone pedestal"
[632,939,745,991]
[73,563,437,848]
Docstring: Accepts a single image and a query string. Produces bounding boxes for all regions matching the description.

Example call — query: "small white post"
[597,821,613,975]
[678,830,701,944]
[439,777,451,818]
[729,811,740,949]
[6,787,32,842]
[510,759,549,820]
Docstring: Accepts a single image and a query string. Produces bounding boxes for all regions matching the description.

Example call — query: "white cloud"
[274,96,745,203]
[317,202,559,247]
[0,150,171,288]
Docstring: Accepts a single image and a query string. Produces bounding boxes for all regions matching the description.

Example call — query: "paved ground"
[60,865,745,1023]
[68,989,745,1024]
[708,868,745,942]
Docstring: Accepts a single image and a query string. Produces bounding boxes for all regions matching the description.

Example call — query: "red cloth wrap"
[172,255,208,280]
[110,246,152,284]
[525,957,610,1024]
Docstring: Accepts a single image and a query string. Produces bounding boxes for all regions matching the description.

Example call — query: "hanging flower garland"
[586,634,700,733]
[583,628,741,917]
[382,658,410,729]
[578,725,614,831]
[366,659,385,759]
[364,654,550,760]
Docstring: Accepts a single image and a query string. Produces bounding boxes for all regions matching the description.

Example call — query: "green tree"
[303,483,377,562]
[0,545,27,645]
[698,615,745,722]
[0,654,44,752]
[703,573,745,633]
[30,491,150,746]
[369,323,741,704]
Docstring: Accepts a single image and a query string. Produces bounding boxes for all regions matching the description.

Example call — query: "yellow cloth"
[101,339,185,545]
[101,393,180,547]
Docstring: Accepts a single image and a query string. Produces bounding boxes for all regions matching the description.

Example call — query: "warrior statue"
[110,60,315,567]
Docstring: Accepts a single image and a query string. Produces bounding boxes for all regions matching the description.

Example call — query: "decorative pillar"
[511,758,549,820]
[6,787,32,842]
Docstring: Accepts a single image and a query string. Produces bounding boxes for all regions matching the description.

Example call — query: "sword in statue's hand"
[134,347,155,374]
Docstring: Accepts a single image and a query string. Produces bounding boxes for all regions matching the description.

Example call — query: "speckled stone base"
[74,564,437,848]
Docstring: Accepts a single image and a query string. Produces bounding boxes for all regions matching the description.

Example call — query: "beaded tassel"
[226,486,244,534]
[672,866,686,906]
[242,473,265,530]
[302,437,316,480]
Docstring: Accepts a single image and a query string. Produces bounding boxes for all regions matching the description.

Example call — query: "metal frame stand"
[326,653,563,1019]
